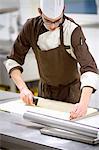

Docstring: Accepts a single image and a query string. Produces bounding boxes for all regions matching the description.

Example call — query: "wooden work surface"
[0,97,97,120]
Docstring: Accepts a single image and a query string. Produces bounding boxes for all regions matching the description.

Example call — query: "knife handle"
[33,97,38,105]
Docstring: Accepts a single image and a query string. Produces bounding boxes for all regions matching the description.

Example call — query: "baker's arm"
[70,26,99,119]
[70,86,93,120]
[4,19,35,105]
[10,69,34,105]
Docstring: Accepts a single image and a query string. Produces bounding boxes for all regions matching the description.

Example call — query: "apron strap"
[59,15,80,46]
[59,24,64,45]
[59,16,65,46]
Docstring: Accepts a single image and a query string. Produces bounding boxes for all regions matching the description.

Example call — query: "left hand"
[69,102,88,120]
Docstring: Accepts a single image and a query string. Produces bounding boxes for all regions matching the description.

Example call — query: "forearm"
[70,86,93,120]
[10,69,34,105]
[10,69,28,92]
[80,86,93,106]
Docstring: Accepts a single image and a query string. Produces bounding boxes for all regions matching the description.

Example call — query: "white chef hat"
[40,0,64,19]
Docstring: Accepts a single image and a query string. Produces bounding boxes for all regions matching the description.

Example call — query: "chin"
[44,24,58,31]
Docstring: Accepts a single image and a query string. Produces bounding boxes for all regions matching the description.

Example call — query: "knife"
[32,97,38,105]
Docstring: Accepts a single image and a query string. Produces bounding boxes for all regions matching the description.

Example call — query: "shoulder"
[63,15,80,35]
[71,26,86,47]
[63,15,85,46]
[23,16,42,29]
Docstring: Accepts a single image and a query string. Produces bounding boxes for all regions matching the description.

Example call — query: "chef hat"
[40,0,64,19]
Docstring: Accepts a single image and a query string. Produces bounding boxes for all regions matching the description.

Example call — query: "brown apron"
[34,24,81,103]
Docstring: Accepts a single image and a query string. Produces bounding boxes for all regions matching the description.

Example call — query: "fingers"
[70,111,80,120]
[20,88,35,105]
[70,111,78,120]
[20,94,33,105]
[69,104,78,120]
[69,103,87,120]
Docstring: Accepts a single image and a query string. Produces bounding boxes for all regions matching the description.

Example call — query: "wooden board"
[0,97,98,120]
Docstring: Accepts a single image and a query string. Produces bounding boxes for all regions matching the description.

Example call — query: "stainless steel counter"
[0,91,99,150]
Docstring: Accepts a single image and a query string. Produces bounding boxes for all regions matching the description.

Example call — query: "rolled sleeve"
[4,59,23,74]
[81,71,99,91]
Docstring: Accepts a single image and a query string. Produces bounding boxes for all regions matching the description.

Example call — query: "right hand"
[20,87,34,105]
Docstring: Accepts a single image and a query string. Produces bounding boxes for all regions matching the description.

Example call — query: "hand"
[20,87,34,105]
[69,102,88,120]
